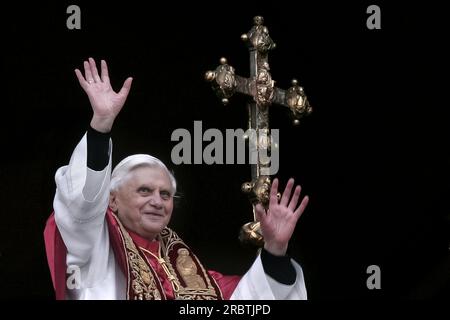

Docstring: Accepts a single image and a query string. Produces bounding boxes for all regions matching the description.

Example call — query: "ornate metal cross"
[205,16,312,247]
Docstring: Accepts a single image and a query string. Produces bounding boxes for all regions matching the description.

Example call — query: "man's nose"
[148,193,163,208]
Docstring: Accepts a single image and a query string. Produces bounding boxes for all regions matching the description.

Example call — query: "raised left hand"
[255,178,309,256]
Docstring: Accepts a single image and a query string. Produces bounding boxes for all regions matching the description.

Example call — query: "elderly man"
[44,58,310,300]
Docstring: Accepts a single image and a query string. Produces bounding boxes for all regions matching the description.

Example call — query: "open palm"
[75,58,132,132]
[255,178,309,256]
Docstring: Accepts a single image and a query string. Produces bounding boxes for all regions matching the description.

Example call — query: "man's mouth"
[143,212,164,217]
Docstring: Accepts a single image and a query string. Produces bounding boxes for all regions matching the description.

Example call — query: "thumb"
[74,69,88,90]
[118,77,133,97]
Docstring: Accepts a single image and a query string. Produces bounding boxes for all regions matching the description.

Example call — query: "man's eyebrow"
[137,184,171,192]
[137,184,153,189]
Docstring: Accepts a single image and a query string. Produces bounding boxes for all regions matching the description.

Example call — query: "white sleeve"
[53,133,113,287]
[229,255,307,300]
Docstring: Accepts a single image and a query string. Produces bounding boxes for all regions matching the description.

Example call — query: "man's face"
[109,166,174,240]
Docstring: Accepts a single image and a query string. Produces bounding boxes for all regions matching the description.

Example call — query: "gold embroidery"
[176,248,206,289]
[139,246,181,293]
[115,215,163,300]
[160,228,224,300]
[112,213,223,300]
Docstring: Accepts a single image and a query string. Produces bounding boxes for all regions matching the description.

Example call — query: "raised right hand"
[75,58,133,133]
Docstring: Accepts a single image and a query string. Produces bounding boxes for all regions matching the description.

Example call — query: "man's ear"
[109,192,118,212]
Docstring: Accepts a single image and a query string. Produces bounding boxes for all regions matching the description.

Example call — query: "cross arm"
[205,60,312,124]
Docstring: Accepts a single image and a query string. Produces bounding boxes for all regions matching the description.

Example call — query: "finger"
[83,60,94,83]
[89,57,101,82]
[280,178,294,207]
[269,178,279,209]
[100,60,109,83]
[74,69,88,89]
[288,185,301,212]
[118,77,133,97]
[293,195,309,222]
[254,203,266,223]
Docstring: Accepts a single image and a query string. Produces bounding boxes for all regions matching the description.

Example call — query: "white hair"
[110,154,177,195]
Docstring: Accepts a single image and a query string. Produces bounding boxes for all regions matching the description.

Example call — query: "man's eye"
[139,187,151,193]
[161,192,171,200]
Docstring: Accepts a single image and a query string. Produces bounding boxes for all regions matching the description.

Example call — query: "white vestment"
[53,133,308,300]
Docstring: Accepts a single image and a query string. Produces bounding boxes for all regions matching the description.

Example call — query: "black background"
[1,1,448,300]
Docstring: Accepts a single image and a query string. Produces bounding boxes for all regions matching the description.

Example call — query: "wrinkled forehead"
[125,166,172,189]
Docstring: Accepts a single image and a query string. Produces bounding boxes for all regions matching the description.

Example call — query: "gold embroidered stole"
[112,214,223,300]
